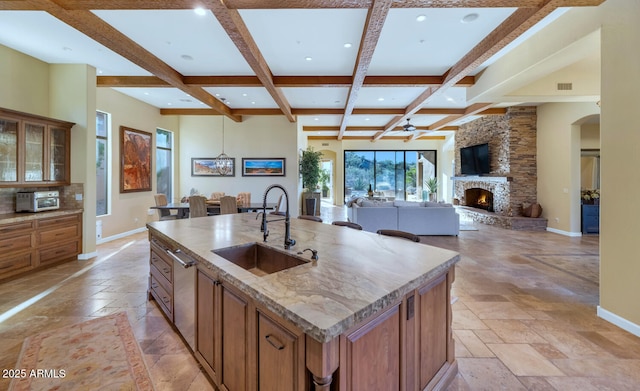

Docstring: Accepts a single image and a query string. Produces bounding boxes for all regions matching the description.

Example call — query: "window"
[96,111,110,216]
[156,128,173,201]
[344,150,437,202]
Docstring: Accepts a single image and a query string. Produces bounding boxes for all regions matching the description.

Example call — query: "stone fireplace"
[454,106,547,230]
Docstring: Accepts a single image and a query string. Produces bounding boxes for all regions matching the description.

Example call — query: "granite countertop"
[147,213,459,343]
[0,209,84,225]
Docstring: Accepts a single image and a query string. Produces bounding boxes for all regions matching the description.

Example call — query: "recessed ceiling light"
[97,69,103,74]
[365,118,370,121]
[215,93,220,97]
[167,102,172,105]
[305,56,313,61]
[343,42,352,48]
[416,15,426,22]
[144,92,150,95]
[314,118,319,121]
[242,93,247,97]
[194,7,206,16]
[251,101,256,105]
[225,101,231,105]
[181,54,193,61]
[377,97,385,102]
[461,13,479,23]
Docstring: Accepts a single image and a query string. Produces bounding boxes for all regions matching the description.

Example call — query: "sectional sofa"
[347,199,460,236]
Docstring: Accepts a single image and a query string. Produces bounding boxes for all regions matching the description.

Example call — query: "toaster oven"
[16,191,60,212]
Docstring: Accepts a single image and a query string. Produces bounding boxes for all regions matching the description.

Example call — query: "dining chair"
[269,194,286,216]
[236,192,251,206]
[298,215,323,223]
[220,196,238,215]
[154,194,178,221]
[331,221,362,230]
[189,195,208,218]
[376,229,420,242]
[210,192,225,201]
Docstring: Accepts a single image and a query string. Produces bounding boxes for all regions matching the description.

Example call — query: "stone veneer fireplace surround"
[454,106,546,230]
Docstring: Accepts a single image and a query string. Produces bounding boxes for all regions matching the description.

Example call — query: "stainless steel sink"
[212,243,307,277]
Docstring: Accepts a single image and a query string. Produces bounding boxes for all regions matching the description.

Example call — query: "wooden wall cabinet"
[0,108,73,187]
[0,211,82,282]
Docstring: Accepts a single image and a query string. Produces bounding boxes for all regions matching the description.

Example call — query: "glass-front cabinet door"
[49,126,67,182]
[24,122,45,182]
[0,117,19,183]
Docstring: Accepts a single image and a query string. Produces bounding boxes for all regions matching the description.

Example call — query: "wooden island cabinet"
[148,213,459,390]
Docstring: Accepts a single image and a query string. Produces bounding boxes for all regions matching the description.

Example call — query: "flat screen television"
[460,143,490,175]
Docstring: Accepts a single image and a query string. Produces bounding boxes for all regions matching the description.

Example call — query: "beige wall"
[0,46,49,115]
[599,0,640,329]
[96,88,179,239]
[178,115,299,211]
[537,102,599,235]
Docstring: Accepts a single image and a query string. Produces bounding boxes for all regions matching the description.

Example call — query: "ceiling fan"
[403,118,416,132]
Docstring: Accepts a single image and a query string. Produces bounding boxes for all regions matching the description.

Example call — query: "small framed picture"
[191,157,236,177]
[242,158,286,177]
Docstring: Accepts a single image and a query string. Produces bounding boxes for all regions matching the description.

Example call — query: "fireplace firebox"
[465,188,494,212]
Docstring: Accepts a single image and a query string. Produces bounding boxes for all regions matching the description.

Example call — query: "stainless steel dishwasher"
[166,248,197,351]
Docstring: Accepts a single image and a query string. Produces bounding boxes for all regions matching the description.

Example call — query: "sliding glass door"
[344,150,436,203]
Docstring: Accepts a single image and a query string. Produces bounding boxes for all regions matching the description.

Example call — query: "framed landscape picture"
[191,157,236,177]
[120,126,152,193]
[242,158,286,177]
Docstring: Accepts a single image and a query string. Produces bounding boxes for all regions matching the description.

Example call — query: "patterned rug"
[9,312,155,391]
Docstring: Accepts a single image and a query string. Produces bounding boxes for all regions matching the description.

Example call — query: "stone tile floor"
[0,204,638,390]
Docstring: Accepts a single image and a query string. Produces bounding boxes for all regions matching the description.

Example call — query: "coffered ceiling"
[0,0,604,141]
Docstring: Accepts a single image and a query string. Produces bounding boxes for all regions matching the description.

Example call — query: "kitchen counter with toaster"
[0,209,83,282]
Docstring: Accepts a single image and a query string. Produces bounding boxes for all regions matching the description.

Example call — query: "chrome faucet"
[260,184,296,250]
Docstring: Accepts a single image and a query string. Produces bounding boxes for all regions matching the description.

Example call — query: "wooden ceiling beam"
[205,1,294,122]
[338,0,393,140]
[376,2,565,141]
[13,0,603,11]
[31,0,239,121]
[97,74,476,88]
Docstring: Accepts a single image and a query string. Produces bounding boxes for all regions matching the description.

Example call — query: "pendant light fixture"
[214,116,233,176]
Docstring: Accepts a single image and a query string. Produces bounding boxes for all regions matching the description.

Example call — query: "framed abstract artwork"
[242,158,286,177]
[120,126,152,193]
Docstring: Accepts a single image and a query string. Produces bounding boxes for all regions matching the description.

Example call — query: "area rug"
[9,312,155,391]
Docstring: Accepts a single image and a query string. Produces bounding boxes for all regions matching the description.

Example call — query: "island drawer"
[150,245,173,283]
[150,275,173,317]
[150,262,172,294]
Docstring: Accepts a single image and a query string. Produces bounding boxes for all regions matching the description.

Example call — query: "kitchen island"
[147,212,459,391]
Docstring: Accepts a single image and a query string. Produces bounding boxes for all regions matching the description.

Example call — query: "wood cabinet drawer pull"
[265,334,285,350]
[0,264,12,270]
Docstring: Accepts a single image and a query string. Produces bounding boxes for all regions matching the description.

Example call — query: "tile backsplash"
[0,183,84,214]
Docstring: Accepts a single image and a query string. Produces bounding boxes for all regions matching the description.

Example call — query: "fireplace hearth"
[465,188,494,212]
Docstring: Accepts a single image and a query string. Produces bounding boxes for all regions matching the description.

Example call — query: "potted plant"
[300,147,323,214]
[425,177,438,202]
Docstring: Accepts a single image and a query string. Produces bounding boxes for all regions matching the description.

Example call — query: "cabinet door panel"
[418,275,448,388]
[24,122,44,182]
[257,312,298,391]
[344,303,401,391]
[0,117,18,183]
[49,126,67,182]
[197,269,216,372]
[221,284,248,391]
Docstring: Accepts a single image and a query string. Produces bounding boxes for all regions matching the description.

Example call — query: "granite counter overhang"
[147,213,460,343]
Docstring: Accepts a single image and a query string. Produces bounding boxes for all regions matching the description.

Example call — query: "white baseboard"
[76,227,147,260]
[546,227,582,237]
[597,306,640,337]
[96,227,148,245]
